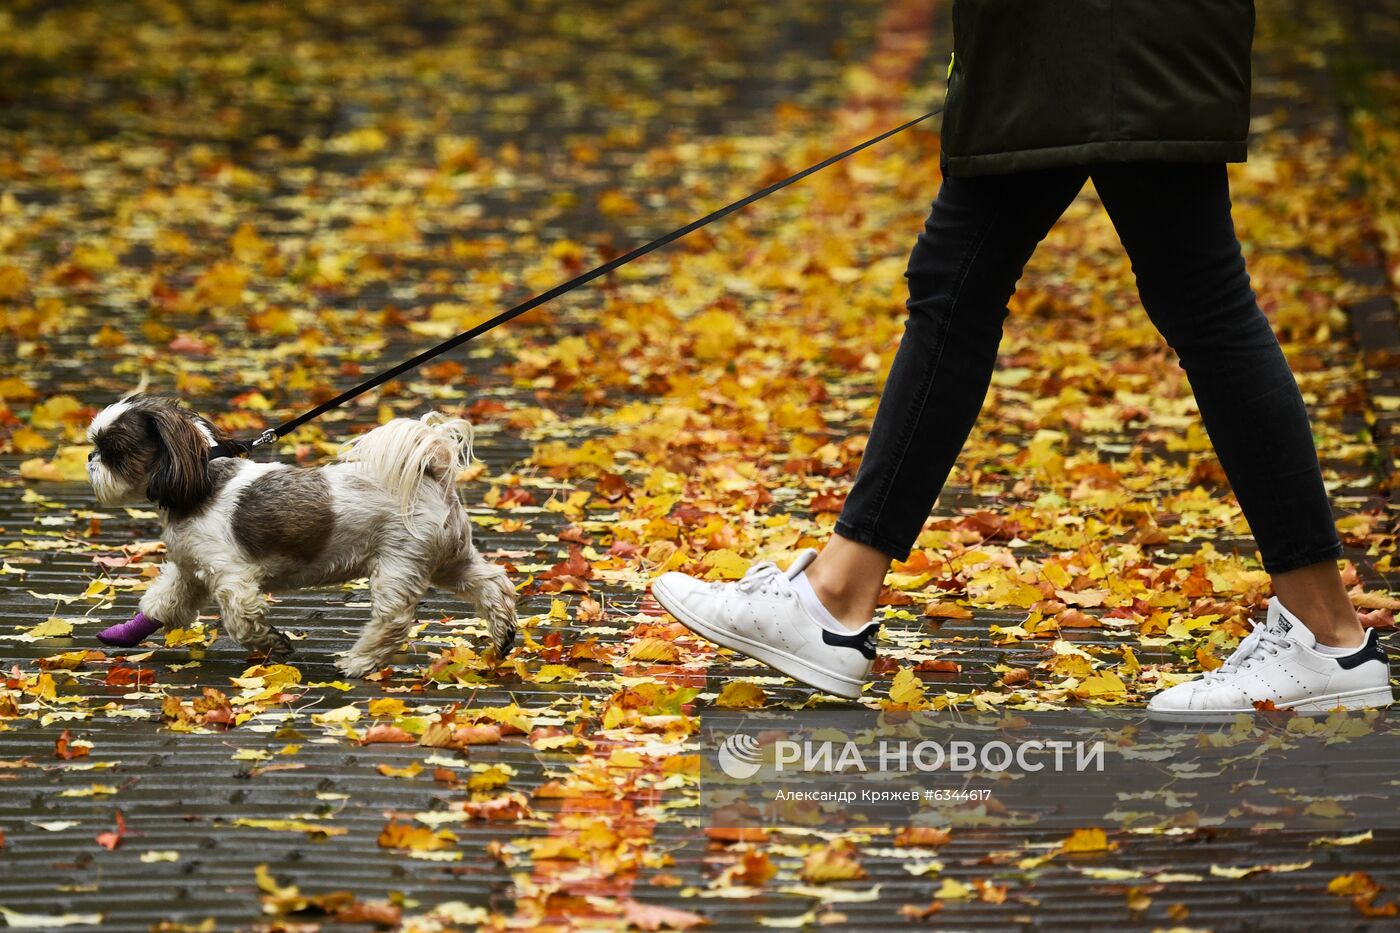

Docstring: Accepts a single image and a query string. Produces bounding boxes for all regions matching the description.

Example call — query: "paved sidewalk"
[1,1,1398,930]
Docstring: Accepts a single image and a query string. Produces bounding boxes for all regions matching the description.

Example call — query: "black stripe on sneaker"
[822,624,879,660]
[1336,630,1390,671]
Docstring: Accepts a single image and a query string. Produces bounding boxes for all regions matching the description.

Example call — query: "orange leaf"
[1329,871,1382,898]
[998,668,1032,687]
[704,826,769,844]
[894,827,952,848]
[914,659,962,674]
[456,793,532,822]
[924,601,973,620]
[55,729,88,760]
[377,819,455,852]
[1055,609,1100,628]
[106,666,156,687]
[899,901,945,920]
[800,841,866,883]
[453,724,502,746]
[360,724,416,744]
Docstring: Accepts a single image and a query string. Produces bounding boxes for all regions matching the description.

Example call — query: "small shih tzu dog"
[85,394,517,677]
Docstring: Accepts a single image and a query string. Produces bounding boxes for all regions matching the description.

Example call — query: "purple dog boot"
[97,612,162,649]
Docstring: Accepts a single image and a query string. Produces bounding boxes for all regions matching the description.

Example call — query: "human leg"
[651,168,1089,697]
[1089,162,1387,717]
[1092,162,1361,648]
[813,167,1089,625]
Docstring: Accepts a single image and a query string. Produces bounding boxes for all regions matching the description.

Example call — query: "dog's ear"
[144,405,212,512]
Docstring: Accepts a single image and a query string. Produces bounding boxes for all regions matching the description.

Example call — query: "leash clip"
[251,429,278,449]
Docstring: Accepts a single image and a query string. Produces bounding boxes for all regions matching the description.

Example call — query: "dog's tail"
[338,411,474,517]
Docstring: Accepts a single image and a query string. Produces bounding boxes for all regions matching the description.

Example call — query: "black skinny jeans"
[835,163,1343,576]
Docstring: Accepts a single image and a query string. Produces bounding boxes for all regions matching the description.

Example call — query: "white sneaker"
[652,549,877,699]
[1147,596,1393,722]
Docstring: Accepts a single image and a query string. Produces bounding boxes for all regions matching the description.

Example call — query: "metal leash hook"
[205,427,278,462]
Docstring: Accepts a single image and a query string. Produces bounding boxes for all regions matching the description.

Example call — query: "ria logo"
[716,733,763,779]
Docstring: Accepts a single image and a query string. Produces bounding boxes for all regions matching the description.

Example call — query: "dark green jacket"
[940,0,1255,177]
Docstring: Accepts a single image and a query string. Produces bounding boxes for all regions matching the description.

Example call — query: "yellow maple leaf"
[934,878,974,900]
[20,447,90,482]
[889,667,927,707]
[368,697,408,718]
[714,681,767,709]
[311,705,361,725]
[1328,871,1381,898]
[9,427,51,453]
[234,818,346,838]
[533,663,582,682]
[0,377,38,400]
[627,637,681,663]
[26,618,74,638]
[800,842,866,883]
[378,823,453,851]
[30,392,84,428]
[699,549,754,581]
[1077,670,1126,697]
[1060,827,1116,853]
[377,762,423,779]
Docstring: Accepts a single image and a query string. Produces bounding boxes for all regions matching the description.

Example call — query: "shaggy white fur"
[87,399,516,677]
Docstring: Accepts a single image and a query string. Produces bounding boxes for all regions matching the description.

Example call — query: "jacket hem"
[942,140,1248,177]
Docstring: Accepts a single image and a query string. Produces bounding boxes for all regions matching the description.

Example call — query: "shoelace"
[1201,623,1291,684]
[732,561,789,597]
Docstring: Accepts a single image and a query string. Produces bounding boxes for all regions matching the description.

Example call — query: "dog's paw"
[335,653,382,679]
[269,629,296,658]
[247,628,296,661]
[489,618,517,659]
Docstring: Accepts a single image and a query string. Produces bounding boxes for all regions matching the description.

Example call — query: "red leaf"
[497,487,536,507]
[466,399,509,421]
[96,810,126,850]
[559,524,592,544]
[106,666,156,687]
[543,546,593,580]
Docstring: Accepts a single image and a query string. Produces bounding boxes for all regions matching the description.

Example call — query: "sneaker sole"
[1146,685,1394,724]
[652,577,866,700]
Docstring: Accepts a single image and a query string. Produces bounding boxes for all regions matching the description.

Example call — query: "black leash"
[209,106,942,460]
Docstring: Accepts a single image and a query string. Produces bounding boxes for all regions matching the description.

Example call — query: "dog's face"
[87,395,219,512]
